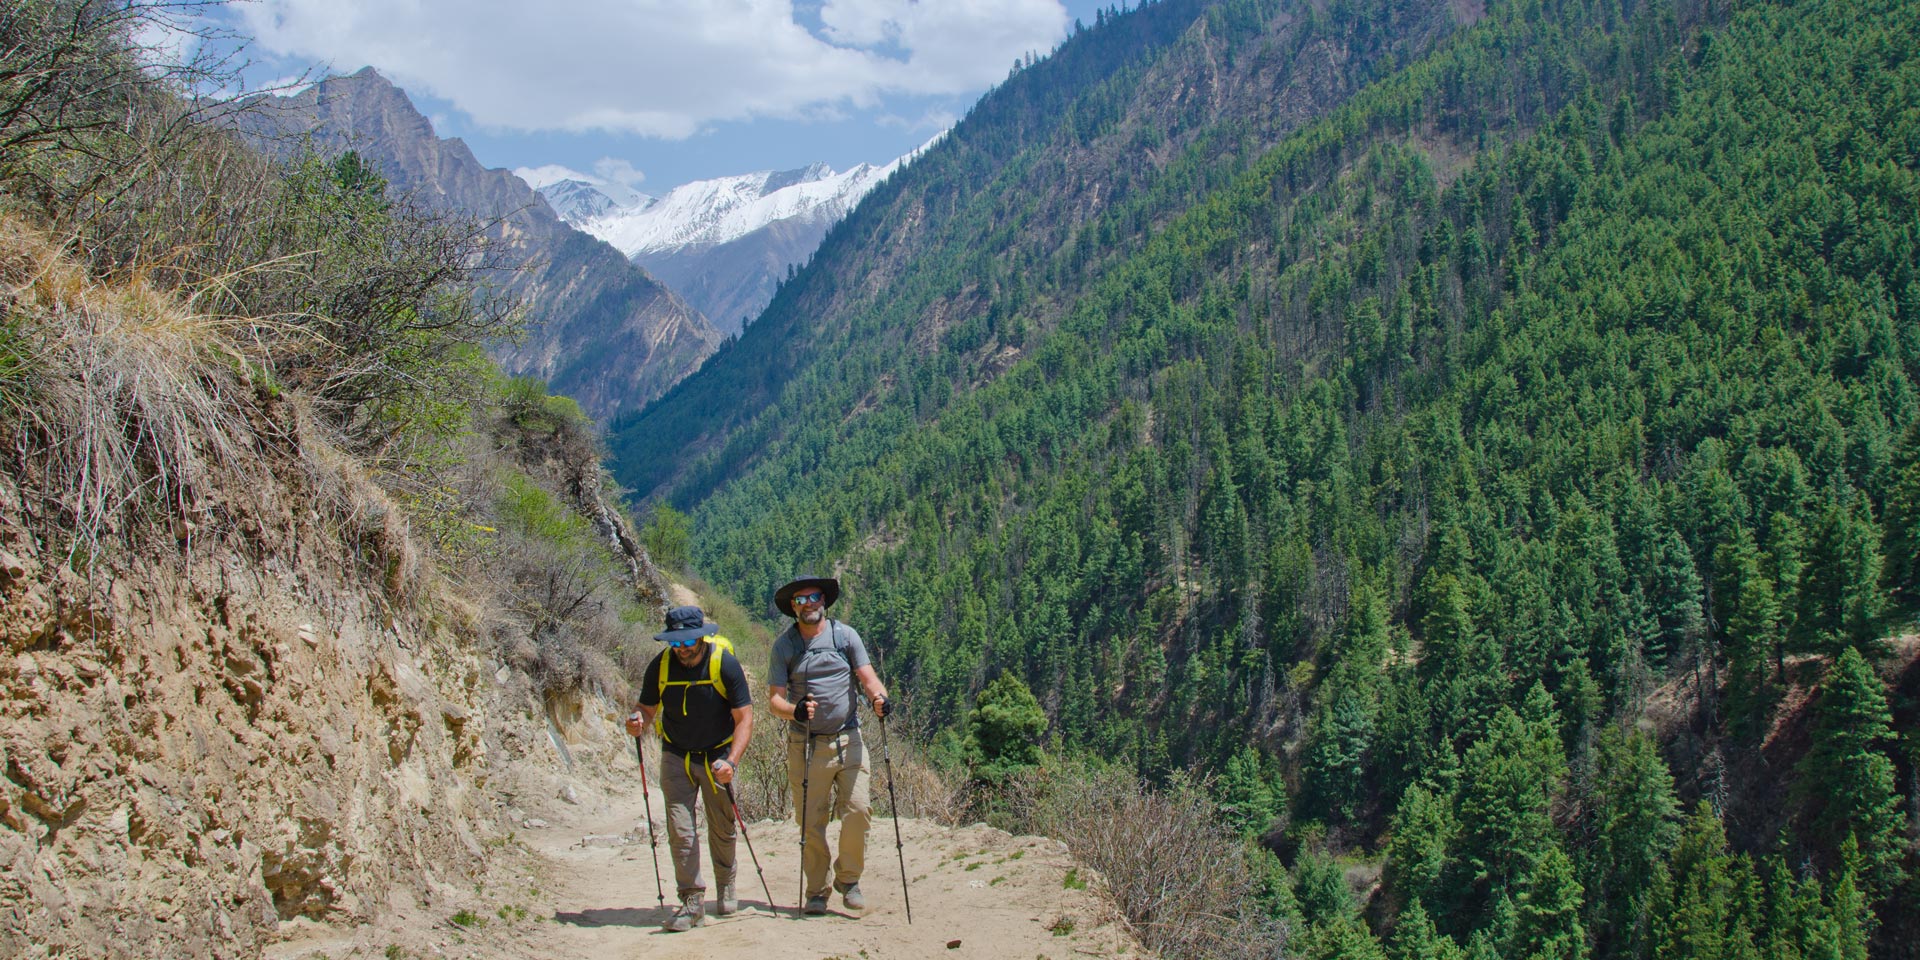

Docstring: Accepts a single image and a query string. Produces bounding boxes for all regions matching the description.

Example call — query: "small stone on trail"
[521,818,548,829]
[947,940,962,949]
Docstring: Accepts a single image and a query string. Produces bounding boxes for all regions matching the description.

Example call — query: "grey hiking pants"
[660,749,737,898]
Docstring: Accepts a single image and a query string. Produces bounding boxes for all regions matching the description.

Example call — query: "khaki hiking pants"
[787,726,871,898]
[660,749,737,898]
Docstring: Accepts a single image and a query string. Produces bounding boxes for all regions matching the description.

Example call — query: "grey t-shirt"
[767,619,871,734]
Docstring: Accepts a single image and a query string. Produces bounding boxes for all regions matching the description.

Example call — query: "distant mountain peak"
[511,134,942,335]
[575,157,901,256]
[236,68,719,421]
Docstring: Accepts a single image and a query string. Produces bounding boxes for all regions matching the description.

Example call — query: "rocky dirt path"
[266,753,1144,960]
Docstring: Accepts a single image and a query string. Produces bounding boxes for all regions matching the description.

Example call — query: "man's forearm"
[728,711,753,766]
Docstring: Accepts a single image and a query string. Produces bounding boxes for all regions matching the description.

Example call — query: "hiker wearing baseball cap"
[627,605,753,931]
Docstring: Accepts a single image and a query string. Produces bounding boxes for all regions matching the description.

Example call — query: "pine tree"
[1391,899,1466,960]
[1582,726,1680,960]
[1451,703,1566,922]
[1796,648,1905,896]
[1792,499,1886,656]
[1882,421,1920,599]
[1649,804,1763,960]
[1649,526,1706,666]
[1756,857,1813,960]
[1305,668,1380,823]
[963,672,1048,783]
[1296,846,1359,927]
[1509,846,1588,960]
[1713,530,1782,735]
[1385,781,1459,920]
[1295,913,1391,960]
[1216,745,1287,838]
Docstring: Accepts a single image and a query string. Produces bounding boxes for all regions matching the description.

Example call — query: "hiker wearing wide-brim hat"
[772,575,841,617]
[765,575,895,917]
[626,605,754,931]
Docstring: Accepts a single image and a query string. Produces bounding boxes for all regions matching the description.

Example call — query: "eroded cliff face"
[0,397,610,958]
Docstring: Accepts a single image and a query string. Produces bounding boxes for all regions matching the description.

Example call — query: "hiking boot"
[803,894,829,916]
[715,882,739,916]
[663,896,704,932]
[836,881,866,910]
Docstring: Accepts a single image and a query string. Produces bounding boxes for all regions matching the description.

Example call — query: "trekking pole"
[877,708,913,924]
[795,694,816,918]
[633,735,667,912]
[722,781,778,914]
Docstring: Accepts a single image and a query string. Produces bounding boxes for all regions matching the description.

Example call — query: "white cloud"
[592,158,648,190]
[878,107,959,136]
[237,0,1071,139]
[131,8,201,71]
[513,164,594,190]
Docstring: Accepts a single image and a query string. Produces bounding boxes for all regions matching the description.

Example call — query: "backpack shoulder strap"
[784,621,850,691]
[706,636,733,695]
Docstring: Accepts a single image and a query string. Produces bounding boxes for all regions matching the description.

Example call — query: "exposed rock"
[236,68,721,421]
[0,403,617,957]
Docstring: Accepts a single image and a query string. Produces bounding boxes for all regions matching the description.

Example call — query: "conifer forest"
[610,0,1920,955]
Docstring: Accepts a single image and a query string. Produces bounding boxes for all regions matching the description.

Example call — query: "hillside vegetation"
[0,3,684,954]
[611,0,1920,956]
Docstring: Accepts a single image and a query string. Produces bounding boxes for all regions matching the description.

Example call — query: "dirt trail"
[261,579,1143,959]
[265,751,1144,960]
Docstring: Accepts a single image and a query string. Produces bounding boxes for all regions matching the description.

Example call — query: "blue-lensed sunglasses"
[666,637,703,649]
[791,590,824,605]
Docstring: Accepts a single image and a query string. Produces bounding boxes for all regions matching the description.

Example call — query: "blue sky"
[219,0,1119,195]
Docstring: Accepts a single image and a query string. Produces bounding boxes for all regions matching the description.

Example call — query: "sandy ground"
[264,756,1145,960]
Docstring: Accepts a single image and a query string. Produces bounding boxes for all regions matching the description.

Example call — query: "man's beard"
[799,607,824,625]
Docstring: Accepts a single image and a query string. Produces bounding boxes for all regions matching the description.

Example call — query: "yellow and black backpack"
[654,635,741,745]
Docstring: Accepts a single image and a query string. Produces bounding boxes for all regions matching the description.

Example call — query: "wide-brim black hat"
[773,575,840,618]
[654,604,719,643]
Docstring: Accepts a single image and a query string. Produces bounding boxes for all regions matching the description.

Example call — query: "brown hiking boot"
[663,895,704,932]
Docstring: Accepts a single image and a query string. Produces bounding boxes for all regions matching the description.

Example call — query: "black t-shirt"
[639,645,751,754]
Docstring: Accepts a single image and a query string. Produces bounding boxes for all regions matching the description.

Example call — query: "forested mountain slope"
[608,0,1473,498]
[613,0,1920,954]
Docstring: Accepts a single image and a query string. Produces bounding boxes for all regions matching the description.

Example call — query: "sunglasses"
[667,637,703,649]
[791,591,824,606]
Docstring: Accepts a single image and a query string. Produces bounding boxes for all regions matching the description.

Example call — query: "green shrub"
[640,504,692,571]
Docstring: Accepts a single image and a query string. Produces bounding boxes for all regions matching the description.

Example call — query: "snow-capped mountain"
[579,160,896,255]
[514,163,649,222]
[514,143,931,335]
[239,69,718,422]
[536,178,626,222]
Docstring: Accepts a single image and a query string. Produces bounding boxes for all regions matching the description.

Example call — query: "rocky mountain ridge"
[523,151,921,336]
[239,68,720,422]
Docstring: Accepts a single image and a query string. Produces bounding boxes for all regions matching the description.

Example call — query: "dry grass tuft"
[1002,761,1290,960]
[729,710,964,826]
[0,216,285,561]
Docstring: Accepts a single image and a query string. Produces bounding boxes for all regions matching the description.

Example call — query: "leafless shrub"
[1001,761,1290,960]
[869,708,966,825]
[732,722,791,822]
[0,1,250,216]
[728,709,963,827]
